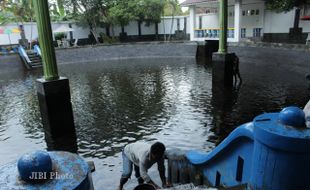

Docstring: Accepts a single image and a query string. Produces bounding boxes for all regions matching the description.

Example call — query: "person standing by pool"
[118,141,170,190]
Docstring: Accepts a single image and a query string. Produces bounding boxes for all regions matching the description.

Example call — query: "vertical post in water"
[213,0,234,88]
[33,0,59,81]
[218,0,228,54]
[33,0,77,153]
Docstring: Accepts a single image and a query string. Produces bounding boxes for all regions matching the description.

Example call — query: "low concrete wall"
[55,42,197,64]
[229,41,310,52]
[0,42,198,67]
[263,33,308,44]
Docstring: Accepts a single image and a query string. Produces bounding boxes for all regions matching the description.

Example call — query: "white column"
[189,5,196,41]
[234,0,241,42]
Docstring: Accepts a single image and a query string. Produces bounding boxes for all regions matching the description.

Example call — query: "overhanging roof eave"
[180,0,219,7]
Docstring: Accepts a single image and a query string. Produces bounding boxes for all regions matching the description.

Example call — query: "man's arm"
[139,162,161,189]
[157,158,172,188]
[157,158,166,186]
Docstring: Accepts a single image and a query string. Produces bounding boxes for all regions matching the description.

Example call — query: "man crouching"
[118,141,170,190]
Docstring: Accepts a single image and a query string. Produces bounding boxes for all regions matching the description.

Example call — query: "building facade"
[1,1,310,46]
[181,0,310,43]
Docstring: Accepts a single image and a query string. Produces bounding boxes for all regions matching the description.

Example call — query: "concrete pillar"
[234,0,241,42]
[212,53,234,87]
[33,0,77,153]
[36,78,78,153]
[189,5,196,41]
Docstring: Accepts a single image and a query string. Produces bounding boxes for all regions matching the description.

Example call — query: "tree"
[163,0,183,16]
[165,0,178,41]
[130,0,165,37]
[71,0,108,43]
[0,0,35,48]
[0,11,14,26]
[106,0,165,37]
[106,0,135,35]
[49,0,68,21]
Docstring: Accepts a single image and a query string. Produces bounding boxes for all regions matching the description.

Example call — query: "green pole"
[33,0,59,81]
[218,0,228,53]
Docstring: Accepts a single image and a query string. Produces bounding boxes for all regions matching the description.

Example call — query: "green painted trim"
[33,0,59,81]
[218,0,228,53]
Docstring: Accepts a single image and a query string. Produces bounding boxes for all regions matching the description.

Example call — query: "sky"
[178,0,188,12]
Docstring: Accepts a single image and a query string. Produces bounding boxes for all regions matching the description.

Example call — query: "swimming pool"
[0,46,309,189]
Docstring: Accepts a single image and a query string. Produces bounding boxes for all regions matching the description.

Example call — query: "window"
[241,28,246,38]
[253,28,262,37]
[177,18,180,31]
[247,10,251,16]
[251,10,255,15]
[242,10,246,16]
[205,8,218,14]
[256,9,260,15]
[199,16,202,29]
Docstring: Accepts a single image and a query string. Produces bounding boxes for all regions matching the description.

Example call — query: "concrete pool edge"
[55,42,198,64]
[0,42,198,65]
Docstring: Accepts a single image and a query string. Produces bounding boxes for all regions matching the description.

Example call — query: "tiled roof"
[180,0,217,6]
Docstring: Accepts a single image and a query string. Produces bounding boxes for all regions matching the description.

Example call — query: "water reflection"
[59,58,214,159]
[0,47,309,189]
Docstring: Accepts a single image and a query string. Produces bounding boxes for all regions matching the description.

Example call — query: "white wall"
[141,23,156,35]
[0,17,188,45]
[0,25,23,45]
[0,22,92,45]
[159,17,184,35]
[300,20,310,33]
[71,24,90,39]
[263,8,310,33]
[200,13,219,29]
[264,10,295,33]
[125,21,139,36]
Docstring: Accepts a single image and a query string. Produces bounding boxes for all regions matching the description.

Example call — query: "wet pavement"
[0,46,309,190]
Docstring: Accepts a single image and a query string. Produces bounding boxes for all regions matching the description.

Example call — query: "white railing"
[18,46,31,63]
[194,28,235,38]
[33,45,41,56]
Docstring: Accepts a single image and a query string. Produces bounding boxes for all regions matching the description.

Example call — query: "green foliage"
[265,0,310,12]
[0,11,14,25]
[0,0,35,23]
[50,0,67,21]
[107,0,166,27]
[54,32,66,40]
[71,0,106,28]
[100,32,119,43]
[106,1,134,26]
[132,0,165,24]
[163,0,183,16]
